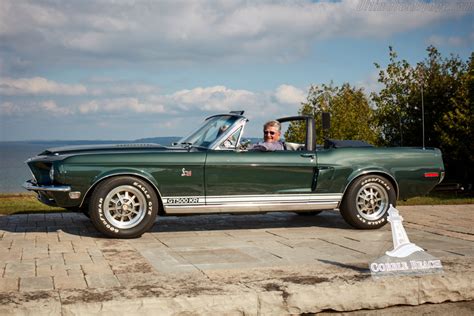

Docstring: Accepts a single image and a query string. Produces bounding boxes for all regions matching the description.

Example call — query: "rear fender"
[343,168,399,201]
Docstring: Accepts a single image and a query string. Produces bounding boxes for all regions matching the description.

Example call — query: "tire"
[296,211,323,216]
[340,175,396,229]
[89,176,159,238]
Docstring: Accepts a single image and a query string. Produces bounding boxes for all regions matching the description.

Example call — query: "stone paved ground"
[0,205,473,315]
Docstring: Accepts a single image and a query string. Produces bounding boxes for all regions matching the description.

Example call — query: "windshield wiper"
[189,145,208,150]
[172,142,193,147]
[172,142,208,150]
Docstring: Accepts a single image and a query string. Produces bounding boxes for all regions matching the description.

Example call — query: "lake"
[1,142,52,193]
[0,138,180,193]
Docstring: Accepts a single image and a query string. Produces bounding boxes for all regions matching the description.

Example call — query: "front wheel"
[340,175,396,229]
[89,176,159,238]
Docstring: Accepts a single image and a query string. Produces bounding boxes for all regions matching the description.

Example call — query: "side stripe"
[162,193,342,206]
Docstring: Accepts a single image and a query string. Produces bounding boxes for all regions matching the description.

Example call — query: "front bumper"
[22,180,78,208]
[22,180,71,192]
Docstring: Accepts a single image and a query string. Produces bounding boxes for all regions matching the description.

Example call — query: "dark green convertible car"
[23,111,444,238]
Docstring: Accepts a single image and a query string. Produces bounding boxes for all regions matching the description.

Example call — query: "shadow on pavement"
[0,210,352,238]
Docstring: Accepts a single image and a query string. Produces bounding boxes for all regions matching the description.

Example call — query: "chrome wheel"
[103,185,147,229]
[355,182,389,221]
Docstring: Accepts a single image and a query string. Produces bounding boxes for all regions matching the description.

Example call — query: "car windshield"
[177,115,240,148]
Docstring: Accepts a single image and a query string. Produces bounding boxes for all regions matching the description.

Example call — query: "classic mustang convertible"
[23,111,444,238]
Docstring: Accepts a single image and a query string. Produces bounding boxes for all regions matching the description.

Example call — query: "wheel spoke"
[102,184,151,230]
[354,182,390,222]
[117,193,126,204]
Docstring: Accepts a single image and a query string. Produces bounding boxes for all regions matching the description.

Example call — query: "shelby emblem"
[370,205,443,278]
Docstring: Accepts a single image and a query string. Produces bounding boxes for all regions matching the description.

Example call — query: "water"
[0,138,180,193]
[1,142,49,193]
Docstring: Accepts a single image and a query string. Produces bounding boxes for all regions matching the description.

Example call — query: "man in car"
[251,120,285,151]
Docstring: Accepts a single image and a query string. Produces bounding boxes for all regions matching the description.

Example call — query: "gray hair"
[263,120,281,132]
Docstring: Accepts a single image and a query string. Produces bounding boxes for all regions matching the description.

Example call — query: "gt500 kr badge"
[181,168,192,177]
[166,197,199,204]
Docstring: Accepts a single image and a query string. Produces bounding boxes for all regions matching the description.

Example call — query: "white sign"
[369,205,443,277]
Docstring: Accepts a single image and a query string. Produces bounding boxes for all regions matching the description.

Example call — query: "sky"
[1,0,473,141]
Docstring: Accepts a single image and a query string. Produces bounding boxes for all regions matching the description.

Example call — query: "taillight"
[424,172,439,178]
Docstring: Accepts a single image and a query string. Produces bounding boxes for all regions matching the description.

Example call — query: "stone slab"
[20,276,54,292]
[0,204,473,314]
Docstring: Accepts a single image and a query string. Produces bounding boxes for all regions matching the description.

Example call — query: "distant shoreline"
[0,137,182,145]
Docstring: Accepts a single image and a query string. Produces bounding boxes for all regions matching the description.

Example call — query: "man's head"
[263,120,281,143]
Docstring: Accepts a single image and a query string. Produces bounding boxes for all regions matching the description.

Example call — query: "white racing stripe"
[162,193,343,214]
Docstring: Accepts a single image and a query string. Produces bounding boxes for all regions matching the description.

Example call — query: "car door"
[204,150,319,209]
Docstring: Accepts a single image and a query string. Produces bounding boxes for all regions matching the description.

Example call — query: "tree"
[435,52,474,183]
[371,46,415,146]
[373,46,473,183]
[285,83,378,145]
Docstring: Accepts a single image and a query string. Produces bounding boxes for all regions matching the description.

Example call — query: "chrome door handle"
[300,153,315,159]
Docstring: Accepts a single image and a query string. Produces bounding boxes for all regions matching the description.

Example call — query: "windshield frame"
[176,114,247,150]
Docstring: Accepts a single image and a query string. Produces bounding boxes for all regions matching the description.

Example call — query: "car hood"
[39,143,185,156]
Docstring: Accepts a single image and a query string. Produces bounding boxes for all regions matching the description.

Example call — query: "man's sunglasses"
[264,130,277,135]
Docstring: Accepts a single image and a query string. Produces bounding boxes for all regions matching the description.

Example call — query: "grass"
[0,192,472,216]
[0,193,66,215]
[398,193,474,206]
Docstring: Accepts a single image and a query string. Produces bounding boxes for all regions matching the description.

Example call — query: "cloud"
[171,86,258,111]
[0,101,20,115]
[88,83,158,96]
[1,76,308,119]
[355,71,383,94]
[0,76,159,96]
[40,100,74,116]
[426,34,473,47]
[0,77,87,96]
[0,99,73,116]
[274,84,306,105]
[1,0,469,74]
[78,98,165,114]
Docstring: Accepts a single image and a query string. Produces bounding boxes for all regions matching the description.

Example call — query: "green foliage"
[288,45,472,184]
[285,83,378,145]
[372,46,473,182]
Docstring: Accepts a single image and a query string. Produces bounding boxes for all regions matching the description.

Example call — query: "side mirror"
[239,139,251,150]
[322,112,331,132]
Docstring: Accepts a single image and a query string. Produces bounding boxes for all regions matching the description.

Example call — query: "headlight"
[49,167,55,182]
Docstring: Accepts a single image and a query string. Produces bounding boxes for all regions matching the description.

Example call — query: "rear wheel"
[89,176,158,238]
[340,175,396,229]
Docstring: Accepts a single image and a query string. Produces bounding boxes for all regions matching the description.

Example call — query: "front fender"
[79,168,162,208]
